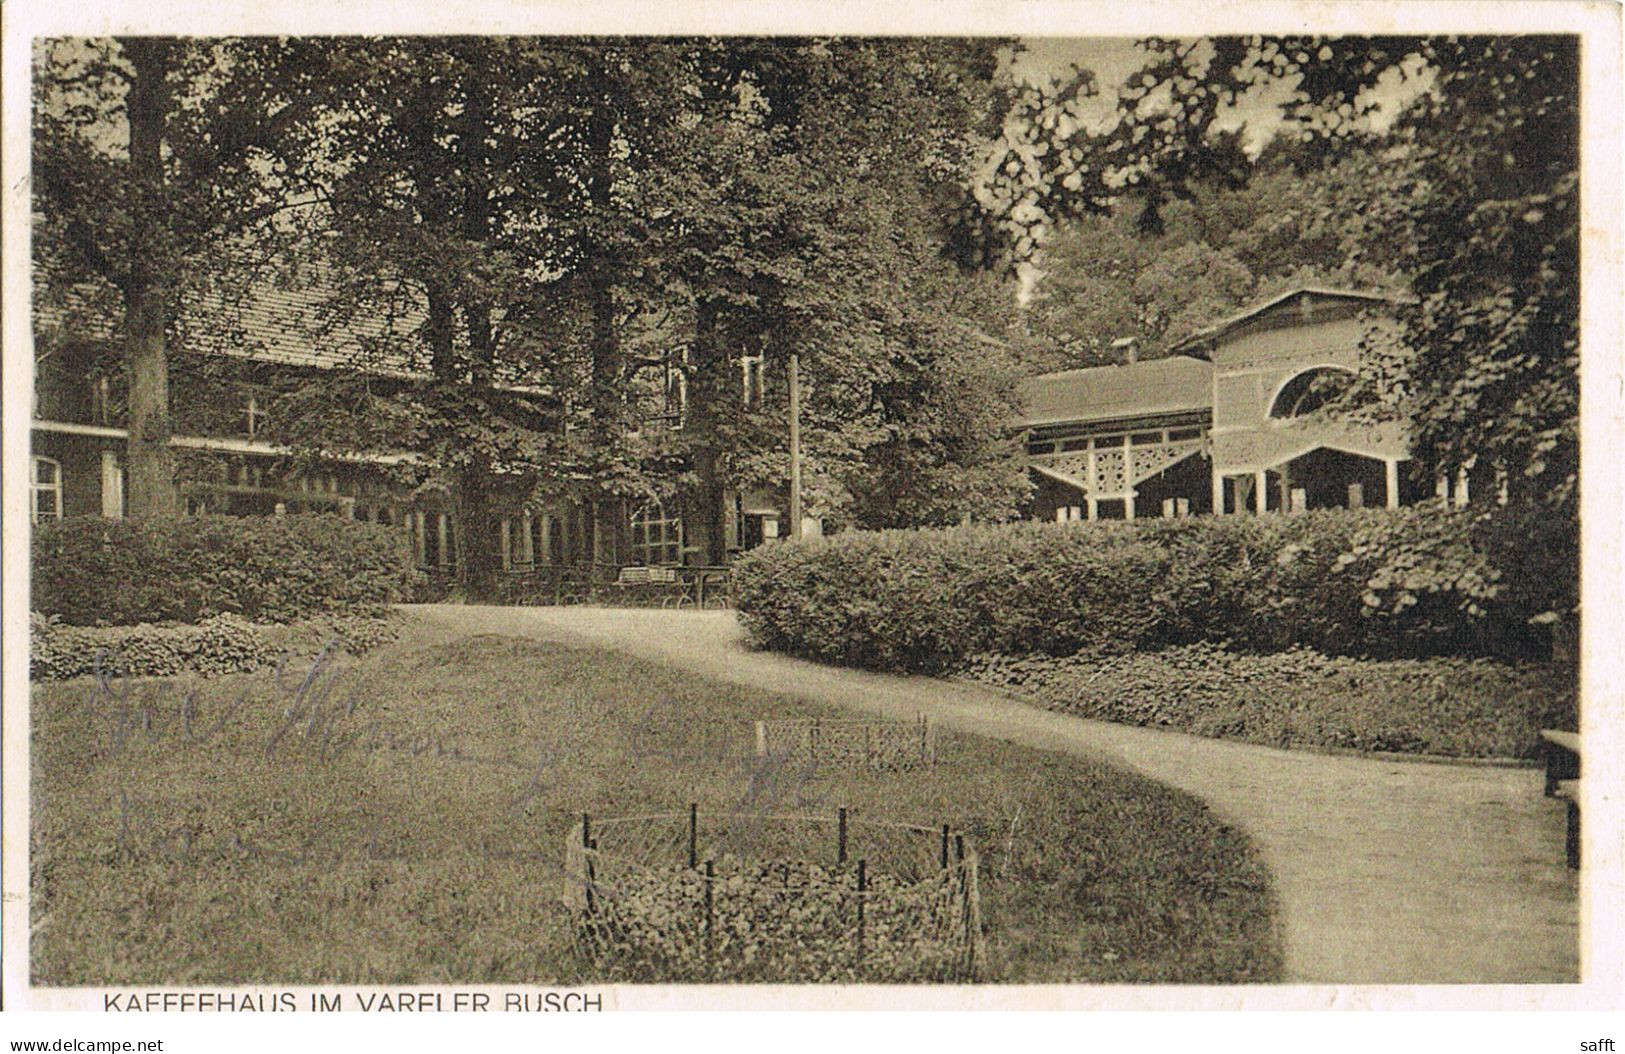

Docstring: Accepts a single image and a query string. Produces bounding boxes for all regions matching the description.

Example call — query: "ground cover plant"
[577,853,974,983]
[958,645,1575,760]
[31,615,1279,985]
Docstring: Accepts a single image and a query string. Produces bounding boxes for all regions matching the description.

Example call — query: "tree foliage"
[1027,146,1402,367]
[33,37,1037,588]
[1012,37,1577,530]
[33,38,333,517]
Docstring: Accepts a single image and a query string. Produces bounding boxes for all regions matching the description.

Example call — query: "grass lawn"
[31,618,1280,985]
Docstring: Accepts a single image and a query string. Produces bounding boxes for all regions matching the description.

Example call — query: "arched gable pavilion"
[1017,287,1486,522]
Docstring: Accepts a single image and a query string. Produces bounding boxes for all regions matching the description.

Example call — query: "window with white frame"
[32,456,63,523]
[101,451,125,519]
[664,359,687,429]
[91,375,113,425]
[740,353,765,409]
[629,501,683,566]
[244,393,270,437]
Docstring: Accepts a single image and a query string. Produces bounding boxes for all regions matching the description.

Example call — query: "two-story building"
[29,283,791,586]
[1016,287,1498,521]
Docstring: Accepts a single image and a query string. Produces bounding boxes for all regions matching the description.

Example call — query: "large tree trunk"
[452,80,503,601]
[686,299,729,566]
[459,300,502,599]
[120,39,178,519]
[584,95,625,568]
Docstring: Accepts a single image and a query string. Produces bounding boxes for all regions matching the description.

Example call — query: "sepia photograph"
[3,1,1621,1043]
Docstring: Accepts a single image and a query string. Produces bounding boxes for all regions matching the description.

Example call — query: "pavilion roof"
[1014,355,1213,430]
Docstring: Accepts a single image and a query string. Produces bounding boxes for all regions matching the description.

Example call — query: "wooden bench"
[1540,729,1581,869]
[611,565,689,606]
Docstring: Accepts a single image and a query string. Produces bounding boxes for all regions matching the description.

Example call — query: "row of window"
[85,377,272,438]
[32,454,703,572]
[640,354,770,431]
[80,358,768,441]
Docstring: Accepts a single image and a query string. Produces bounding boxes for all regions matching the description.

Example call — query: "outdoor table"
[683,565,731,608]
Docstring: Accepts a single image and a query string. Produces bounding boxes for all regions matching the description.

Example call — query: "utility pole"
[788,352,802,541]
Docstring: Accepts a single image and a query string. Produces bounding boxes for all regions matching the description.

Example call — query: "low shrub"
[30,611,277,680]
[734,505,1562,672]
[33,514,419,626]
[31,611,401,681]
[259,613,402,660]
[958,644,1576,759]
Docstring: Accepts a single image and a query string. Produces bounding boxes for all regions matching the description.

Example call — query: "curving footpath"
[408,604,1580,985]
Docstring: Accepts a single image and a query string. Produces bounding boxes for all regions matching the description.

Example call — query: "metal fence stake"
[856,857,867,973]
[688,802,698,869]
[704,858,716,980]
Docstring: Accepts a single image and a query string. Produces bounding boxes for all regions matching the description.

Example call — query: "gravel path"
[407,604,1579,985]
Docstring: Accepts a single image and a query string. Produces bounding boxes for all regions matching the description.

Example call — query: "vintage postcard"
[3,0,1621,1047]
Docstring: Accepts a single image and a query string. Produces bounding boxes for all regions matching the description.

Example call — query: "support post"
[1123,435,1136,520]
[1385,459,1401,509]
[855,858,867,968]
[703,859,715,976]
[1211,471,1226,516]
[1086,440,1099,520]
[788,352,802,542]
[688,802,698,870]
[965,849,983,979]
[1254,470,1268,515]
[581,812,594,914]
[837,806,848,866]
[1455,465,1471,508]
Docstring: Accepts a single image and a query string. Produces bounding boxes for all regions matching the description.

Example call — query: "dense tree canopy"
[34,34,1581,615]
[33,36,1036,591]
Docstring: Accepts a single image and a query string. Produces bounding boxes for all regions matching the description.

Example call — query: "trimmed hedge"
[33,515,420,626]
[734,505,1565,672]
[959,645,1576,760]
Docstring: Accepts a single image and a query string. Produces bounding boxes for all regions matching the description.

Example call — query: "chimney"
[1110,336,1139,365]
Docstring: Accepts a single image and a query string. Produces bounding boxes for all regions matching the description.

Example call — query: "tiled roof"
[178,282,429,378]
[33,278,427,376]
[33,278,550,392]
[1015,355,1213,429]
